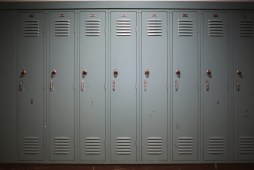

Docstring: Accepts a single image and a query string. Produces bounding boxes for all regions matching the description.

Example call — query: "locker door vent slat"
[116,19,132,36]
[208,20,224,37]
[177,137,194,155]
[54,137,70,155]
[208,137,224,155]
[239,20,254,37]
[85,19,101,36]
[178,19,193,36]
[23,137,40,154]
[116,137,132,155]
[239,136,254,154]
[54,20,70,37]
[23,20,39,37]
[147,19,162,36]
[147,137,163,155]
[85,137,101,155]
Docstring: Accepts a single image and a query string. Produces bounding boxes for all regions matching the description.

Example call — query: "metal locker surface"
[141,11,168,162]
[172,11,199,161]
[17,12,45,161]
[203,12,229,161]
[79,11,106,162]
[233,13,254,161]
[49,11,75,161]
[110,11,137,162]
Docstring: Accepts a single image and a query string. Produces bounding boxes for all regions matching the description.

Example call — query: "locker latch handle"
[205,80,209,91]
[176,69,181,78]
[144,69,150,78]
[236,70,242,77]
[51,69,57,77]
[236,80,240,91]
[113,69,118,78]
[20,69,27,77]
[19,81,24,91]
[82,69,88,78]
[206,69,212,78]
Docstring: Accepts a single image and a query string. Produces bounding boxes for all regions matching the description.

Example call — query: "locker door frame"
[140,10,169,163]
[16,11,46,163]
[46,10,77,163]
[200,10,231,163]
[171,10,201,163]
[109,10,139,163]
[232,11,254,162]
[78,10,108,163]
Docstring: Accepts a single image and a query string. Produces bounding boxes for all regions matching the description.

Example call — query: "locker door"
[141,11,168,161]
[233,13,254,161]
[79,11,106,162]
[172,11,199,161]
[110,11,137,162]
[49,11,75,161]
[203,12,229,161]
[17,12,44,161]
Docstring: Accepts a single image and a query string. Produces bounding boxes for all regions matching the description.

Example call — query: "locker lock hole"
[113,69,118,78]
[144,69,150,78]
[51,69,57,77]
[176,70,181,78]
[206,69,212,77]
[236,70,242,77]
[82,69,88,77]
[20,69,27,77]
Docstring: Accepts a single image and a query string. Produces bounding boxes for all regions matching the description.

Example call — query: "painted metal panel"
[110,11,137,162]
[141,11,168,162]
[17,12,45,161]
[203,12,229,161]
[0,12,17,163]
[172,11,199,161]
[79,11,106,162]
[49,11,75,161]
[233,13,254,161]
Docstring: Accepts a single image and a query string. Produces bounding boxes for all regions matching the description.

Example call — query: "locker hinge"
[104,83,107,91]
[104,26,106,33]
[135,83,138,90]
[73,84,75,90]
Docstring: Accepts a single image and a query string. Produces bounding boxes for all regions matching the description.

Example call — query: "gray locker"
[17,12,45,161]
[203,12,229,161]
[110,11,137,162]
[233,13,254,161]
[172,11,199,161]
[79,11,106,162]
[141,11,168,161]
[49,11,75,161]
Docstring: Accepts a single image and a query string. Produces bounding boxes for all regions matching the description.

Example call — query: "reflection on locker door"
[17,12,44,161]
[172,11,199,161]
[233,13,254,161]
[110,11,137,162]
[79,11,106,162]
[49,11,75,161]
[203,12,229,161]
[141,11,168,162]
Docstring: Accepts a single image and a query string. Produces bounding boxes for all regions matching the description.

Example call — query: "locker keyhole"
[144,69,150,78]
[20,69,27,77]
[176,69,181,78]
[113,69,118,78]
[82,69,88,78]
[51,69,57,77]
[236,70,242,78]
[206,69,212,78]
